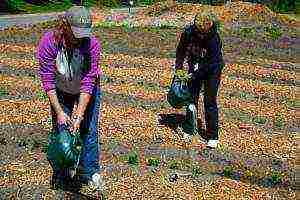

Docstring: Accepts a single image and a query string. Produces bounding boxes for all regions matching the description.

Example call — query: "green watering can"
[47,124,83,173]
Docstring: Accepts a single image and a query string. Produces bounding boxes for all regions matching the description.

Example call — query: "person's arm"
[175,29,188,70]
[47,90,64,115]
[36,32,63,116]
[207,32,224,68]
[74,37,101,118]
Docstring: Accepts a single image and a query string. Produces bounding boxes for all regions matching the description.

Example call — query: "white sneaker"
[207,140,219,148]
[186,104,198,135]
[87,173,106,192]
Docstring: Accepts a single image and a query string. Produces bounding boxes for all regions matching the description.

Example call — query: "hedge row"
[2,0,297,14]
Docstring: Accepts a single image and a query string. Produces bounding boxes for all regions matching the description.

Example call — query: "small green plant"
[107,138,119,152]
[0,87,9,97]
[245,169,253,178]
[17,138,30,148]
[240,27,256,38]
[239,91,257,101]
[264,25,282,41]
[286,99,299,109]
[122,20,132,32]
[128,151,139,166]
[101,75,113,84]
[271,171,282,184]
[31,138,41,149]
[223,166,233,178]
[145,83,160,91]
[252,116,267,125]
[147,157,160,167]
[192,166,202,178]
[37,91,48,101]
[274,114,285,128]
[42,141,49,153]
[180,159,193,171]
[169,160,179,170]
[217,143,227,153]
[237,111,252,123]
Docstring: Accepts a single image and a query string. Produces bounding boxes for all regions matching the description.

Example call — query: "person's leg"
[203,64,223,141]
[181,65,205,137]
[77,85,102,183]
[188,71,203,114]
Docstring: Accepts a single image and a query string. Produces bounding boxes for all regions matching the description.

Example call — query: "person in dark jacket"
[175,11,225,148]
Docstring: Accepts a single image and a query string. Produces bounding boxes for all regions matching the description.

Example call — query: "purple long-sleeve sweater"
[36,30,102,95]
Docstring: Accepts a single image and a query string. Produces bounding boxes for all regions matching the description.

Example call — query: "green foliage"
[98,0,121,8]
[81,0,97,7]
[252,116,267,125]
[239,91,257,101]
[137,0,156,6]
[267,0,296,13]
[11,0,73,14]
[128,151,139,166]
[0,87,9,97]
[5,0,26,13]
[169,160,179,170]
[271,171,282,184]
[147,157,160,167]
[264,24,283,41]
[223,166,233,178]
[42,141,49,153]
[192,166,202,178]
[240,27,256,38]
[285,99,299,109]
[274,114,284,128]
[37,91,48,101]
[236,111,252,123]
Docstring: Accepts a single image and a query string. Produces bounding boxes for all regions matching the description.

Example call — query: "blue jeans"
[50,84,102,183]
[188,62,224,140]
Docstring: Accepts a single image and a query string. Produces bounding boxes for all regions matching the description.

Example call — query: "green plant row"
[115,149,286,185]
[4,0,164,14]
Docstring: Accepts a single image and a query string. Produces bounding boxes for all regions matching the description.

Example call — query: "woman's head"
[194,11,217,33]
[53,6,93,73]
[53,6,92,49]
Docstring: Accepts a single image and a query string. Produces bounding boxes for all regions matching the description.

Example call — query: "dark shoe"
[50,171,82,192]
[198,130,210,142]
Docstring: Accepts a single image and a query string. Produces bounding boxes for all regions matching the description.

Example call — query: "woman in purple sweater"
[36,6,104,192]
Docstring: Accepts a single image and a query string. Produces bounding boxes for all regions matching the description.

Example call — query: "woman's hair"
[53,15,91,73]
[194,10,220,32]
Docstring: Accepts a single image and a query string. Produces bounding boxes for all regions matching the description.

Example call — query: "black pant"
[188,62,224,140]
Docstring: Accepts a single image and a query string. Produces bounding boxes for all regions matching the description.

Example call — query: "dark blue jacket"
[175,22,224,74]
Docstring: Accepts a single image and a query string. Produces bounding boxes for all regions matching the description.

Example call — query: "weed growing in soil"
[0,87,9,97]
[128,150,139,166]
[147,157,160,167]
